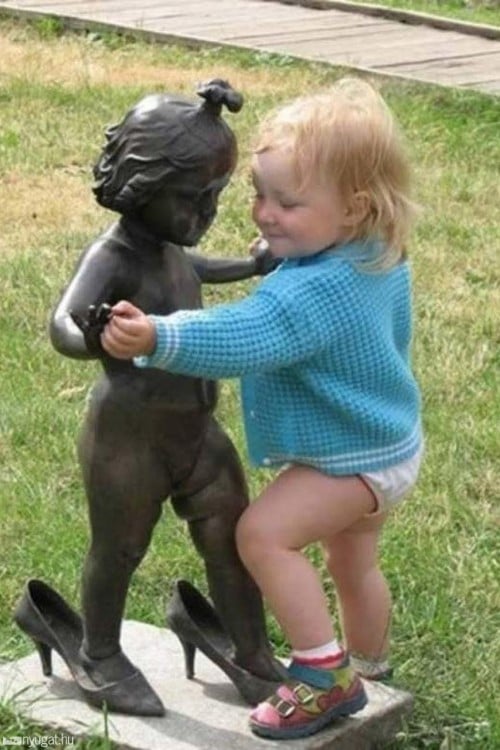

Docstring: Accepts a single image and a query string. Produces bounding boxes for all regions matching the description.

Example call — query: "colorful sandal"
[249,655,368,740]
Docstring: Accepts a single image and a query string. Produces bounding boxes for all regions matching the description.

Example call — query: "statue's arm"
[185,241,279,284]
[49,243,128,359]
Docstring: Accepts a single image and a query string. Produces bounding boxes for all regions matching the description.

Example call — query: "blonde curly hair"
[254,77,417,268]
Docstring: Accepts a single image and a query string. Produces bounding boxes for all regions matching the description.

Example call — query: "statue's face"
[140,157,234,245]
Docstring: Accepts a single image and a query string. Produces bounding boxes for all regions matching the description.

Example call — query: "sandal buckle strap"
[273,697,296,718]
[292,682,315,705]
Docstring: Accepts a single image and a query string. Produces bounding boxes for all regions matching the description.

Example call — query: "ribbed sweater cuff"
[133,315,178,369]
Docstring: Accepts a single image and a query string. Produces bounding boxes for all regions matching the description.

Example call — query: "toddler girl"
[101,77,422,739]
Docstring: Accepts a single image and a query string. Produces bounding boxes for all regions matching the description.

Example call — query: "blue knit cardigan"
[135,241,422,474]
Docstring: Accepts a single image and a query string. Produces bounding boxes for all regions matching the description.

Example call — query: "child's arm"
[102,282,336,380]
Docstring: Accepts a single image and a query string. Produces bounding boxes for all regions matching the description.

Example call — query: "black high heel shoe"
[14,579,165,717]
[166,580,284,706]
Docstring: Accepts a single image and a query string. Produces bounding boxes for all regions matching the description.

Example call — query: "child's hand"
[101,301,157,359]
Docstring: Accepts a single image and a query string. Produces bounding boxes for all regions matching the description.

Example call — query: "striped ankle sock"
[292,640,345,669]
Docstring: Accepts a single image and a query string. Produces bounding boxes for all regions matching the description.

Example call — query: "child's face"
[251,149,351,258]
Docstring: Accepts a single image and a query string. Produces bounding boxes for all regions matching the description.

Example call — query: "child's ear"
[344,191,370,226]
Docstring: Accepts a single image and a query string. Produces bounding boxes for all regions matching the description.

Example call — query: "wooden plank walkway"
[1,0,499,93]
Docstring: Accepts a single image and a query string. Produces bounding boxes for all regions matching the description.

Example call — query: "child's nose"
[255,199,275,226]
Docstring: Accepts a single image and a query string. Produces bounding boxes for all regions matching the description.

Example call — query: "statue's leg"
[78,401,171,682]
[171,418,281,681]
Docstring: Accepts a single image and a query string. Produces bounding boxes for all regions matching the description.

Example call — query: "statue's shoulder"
[70,224,137,284]
[86,223,141,262]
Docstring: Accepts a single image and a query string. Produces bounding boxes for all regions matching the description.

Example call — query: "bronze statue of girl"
[14,80,282,716]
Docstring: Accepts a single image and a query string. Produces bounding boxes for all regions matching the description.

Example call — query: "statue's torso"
[97,223,217,412]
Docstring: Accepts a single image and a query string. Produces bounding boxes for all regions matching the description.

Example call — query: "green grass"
[1,18,499,750]
[326,0,500,27]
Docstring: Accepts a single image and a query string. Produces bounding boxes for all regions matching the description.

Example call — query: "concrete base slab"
[0,621,412,749]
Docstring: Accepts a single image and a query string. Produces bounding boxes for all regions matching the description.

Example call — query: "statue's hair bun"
[197,79,244,115]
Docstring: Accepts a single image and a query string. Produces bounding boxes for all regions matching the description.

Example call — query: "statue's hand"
[70,303,113,356]
[250,237,280,276]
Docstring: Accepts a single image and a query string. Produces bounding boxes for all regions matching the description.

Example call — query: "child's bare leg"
[237,464,375,737]
[323,512,392,676]
[236,465,375,650]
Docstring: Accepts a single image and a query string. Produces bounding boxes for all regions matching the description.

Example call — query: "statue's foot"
[78,647,165,717]
[82,668,165,716]
[79,647,137,684]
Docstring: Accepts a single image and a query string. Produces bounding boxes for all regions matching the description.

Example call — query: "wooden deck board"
[18,1,321,26]
[227,24,467,45]
[33,0,313,16]
[16,0,263,15]
[262,33,497,58]
[0,0,498,93]
[9,0,261,7]
[162,17,395,37]
[386,50,500,76]
[227,21,400,42]
[246,22,495,46]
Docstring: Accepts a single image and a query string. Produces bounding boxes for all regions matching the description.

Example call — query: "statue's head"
[93,79,243,244]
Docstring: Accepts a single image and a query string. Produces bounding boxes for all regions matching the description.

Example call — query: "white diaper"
[360,446,424,513]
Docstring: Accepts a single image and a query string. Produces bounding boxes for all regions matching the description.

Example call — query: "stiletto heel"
[179,637,196,678]
[35,640,52,676]
[14,579,164,716]
[167,580,285,706]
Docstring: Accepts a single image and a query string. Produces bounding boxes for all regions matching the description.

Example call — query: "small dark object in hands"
[70,303,113,356]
